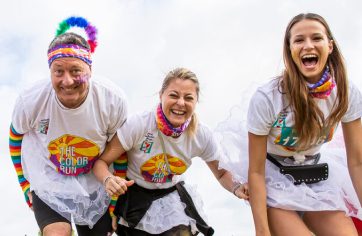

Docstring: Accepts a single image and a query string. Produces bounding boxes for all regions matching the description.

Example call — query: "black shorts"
[116,224,193,236]
[32,191,112,236]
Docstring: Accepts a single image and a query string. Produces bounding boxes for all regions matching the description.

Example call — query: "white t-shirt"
[11,76,128,226]
[247,78,362,156]
[117,110,220,189]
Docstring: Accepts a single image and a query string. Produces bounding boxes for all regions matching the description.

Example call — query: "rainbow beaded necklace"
[156,104,190,138]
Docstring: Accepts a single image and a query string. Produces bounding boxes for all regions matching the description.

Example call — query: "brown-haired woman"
[247,13,362,236]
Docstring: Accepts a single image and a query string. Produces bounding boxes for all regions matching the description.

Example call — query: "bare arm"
[206,160,249,200]
[248,132,270,236]
[93,134,134,196]
[342,118,362,206]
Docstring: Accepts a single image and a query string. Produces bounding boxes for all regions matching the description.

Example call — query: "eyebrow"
[52,63,83,69]
[293,32,324,38]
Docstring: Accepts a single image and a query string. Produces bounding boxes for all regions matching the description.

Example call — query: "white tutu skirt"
[22,133,110,227]
[119,183,206,234]
[215,105,362,219]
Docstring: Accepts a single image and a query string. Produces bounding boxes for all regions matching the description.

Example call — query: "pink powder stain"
[75,74,90,85]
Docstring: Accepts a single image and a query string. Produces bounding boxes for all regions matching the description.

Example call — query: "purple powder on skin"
[75,74,90,85]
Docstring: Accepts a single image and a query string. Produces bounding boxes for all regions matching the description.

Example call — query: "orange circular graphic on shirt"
[48,134,100,176]
[140,154,187,183]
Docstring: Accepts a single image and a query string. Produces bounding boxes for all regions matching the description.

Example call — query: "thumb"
[126,179,135,187]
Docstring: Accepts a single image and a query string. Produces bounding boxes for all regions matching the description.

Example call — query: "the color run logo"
[140,154,187,183]
[48,134,100,176]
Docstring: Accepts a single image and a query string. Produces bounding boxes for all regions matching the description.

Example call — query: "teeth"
[172,110,185,115]
[302,54,317,59]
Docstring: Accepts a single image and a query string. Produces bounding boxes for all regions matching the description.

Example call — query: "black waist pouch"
[267,153,328,185]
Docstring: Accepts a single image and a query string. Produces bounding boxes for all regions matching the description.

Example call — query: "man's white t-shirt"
[11,77,128,226]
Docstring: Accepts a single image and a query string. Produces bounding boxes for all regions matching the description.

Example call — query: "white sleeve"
[107,90,128,141]
[341,82,362,123]
[198,126,221,162]
[11,96,31,134]
[117,114,145,151]
[247,89,275,135]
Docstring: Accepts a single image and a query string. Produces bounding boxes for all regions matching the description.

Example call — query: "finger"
[107,177,125,193]
[243,183,249,192]
[28,191,33,204]
[106,188,115,197]
[235,187,249,200]
[114,177,128,192]
[126,179,135,187]
[112,216,118,231]
[107,184,121,196]
[236,191,249,200]
[242,185,249,195]
[112,181,127,194]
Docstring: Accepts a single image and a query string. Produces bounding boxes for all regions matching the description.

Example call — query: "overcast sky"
[1,0,362,235]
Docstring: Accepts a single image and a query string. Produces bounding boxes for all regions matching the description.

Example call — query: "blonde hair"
[281,13,348,150]
[160,68,200,137]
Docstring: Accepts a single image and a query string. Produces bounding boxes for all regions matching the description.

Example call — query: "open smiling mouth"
[171,109,186,115]
[301,54,319,67]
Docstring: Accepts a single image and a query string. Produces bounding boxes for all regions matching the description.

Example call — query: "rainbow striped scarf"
[156,104,190,138]
[307,67,336,99]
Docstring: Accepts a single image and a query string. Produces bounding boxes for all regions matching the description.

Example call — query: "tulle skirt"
[215,105,362,219]
[22,133,110,228]
[119,183,206,234]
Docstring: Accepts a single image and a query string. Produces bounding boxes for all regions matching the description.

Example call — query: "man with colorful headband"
[9,16,128,236]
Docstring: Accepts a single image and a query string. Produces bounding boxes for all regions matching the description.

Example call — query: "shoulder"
[254,78,281,100]
[123,109,156,130]
[348,80,362,96]
[17,79,53,106]
[249,78,282,111]
[346,80,362,107]
[130,110,154,123]
[91,75,127,101]
[196,122,212,134]
[194,122,214,141]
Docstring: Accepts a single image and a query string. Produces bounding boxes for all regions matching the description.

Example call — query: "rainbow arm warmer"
[108,152,128,217]
[9,124,31,207]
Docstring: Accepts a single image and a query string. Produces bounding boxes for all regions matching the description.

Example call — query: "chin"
[169,120,184,127]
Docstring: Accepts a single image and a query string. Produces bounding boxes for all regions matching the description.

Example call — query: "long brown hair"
[160,68,200,137]
[282,13,348,150]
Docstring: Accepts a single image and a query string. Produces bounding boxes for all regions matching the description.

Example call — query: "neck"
[156,104,190,138]
[307,66,335,99]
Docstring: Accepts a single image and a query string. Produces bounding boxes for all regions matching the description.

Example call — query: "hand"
[234,183,249,200]
[27,191,33,210]
[104,176,134,196]
[112,216,118,232]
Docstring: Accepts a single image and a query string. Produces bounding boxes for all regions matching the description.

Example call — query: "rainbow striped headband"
[48,44,92,66]
[48,16,97,67]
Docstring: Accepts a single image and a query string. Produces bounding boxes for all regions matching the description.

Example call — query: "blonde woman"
[93,68,248,236]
